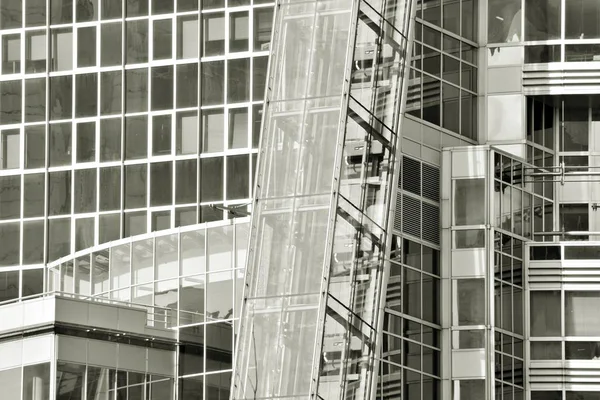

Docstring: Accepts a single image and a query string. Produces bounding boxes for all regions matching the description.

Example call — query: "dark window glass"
[177,16,199,59]
[1,0,22,29]
[151,210,170,231]
[48,171,71,215]
[524,0,561,41]
[176,63,198,108]
[100,167,121,211]
[76,0,97,21]
[180,326,204,375]
[126,0,148,17]
[100,71,122,115]
[26,0,47,27]
[26,31,47,73]
[560,204,589,240]
[525,45,561,63]
[227,58,250,103]
[230,12,249,52]
[0,223,19,266]
[124,211,146,237]
[76,73,98,117]
[531,341,561,360]
[175,207,197,227]
[202,12,225,56]
[48,218,70,262]
[125,164,147,209]
[125,115,148,160]
[179,376,203,400]
[151,0,172,13]
[126,19,148,63]
[530,291,561,336]
[0,80,22,124]
[152,114,171,156]
[125,68,148,113]
[252,104,262,148]
[51,0,73,24]
[200,204,222,223]
[227,155,249,200]
[253,56,268,101]
[153,19,172,60]
[49,123,72,167]
[176,159,197,204]
[74,169,97,213]
[50,75,73,120]
[102,0,122,19]
[0,269,19,300]
[56,362,85,400]
[201,0,223,9]
[25,78,46,123]
[566,341,600,360]
[200,157,223,202]
[201,60,224,106]
[178,0,198,11]
[77,26,96,67]
[206,324,233,372]
[24,173,45,218]
[151,66,173,111]
[51,28,73,71]
[101,22,122,66]
[254,8,273,51]
[22,269,44,296]
[76,122,96,163]
[150,162,172,206]
[75,217,95,251]
[99,213,120,243]
[100,118,121,162]
[25,126,45,169]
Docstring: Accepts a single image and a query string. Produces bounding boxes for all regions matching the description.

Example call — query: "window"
[26,31,46,72]
[254,8,273,51]
[176,111,198,155]
[25,126,45,168]
[77,26,96,67]
[51,28,73,71]
[524,0,561,41]
[454,179,485,225]
[566,291,600,336]
[228,108,248,149]
[455,279,485,326]
[25,78,46,122]
[202,13,225,56]
[530,291,561,336]
[1,129,20,169]
[230,12,249,52]
[560,204,589,240]
[152,114,171,156]
[488,0,521,43]
[100,22,122,66]
[177,16,198,59]
[153,19,172,60]
[126,19,148,63]
[202,109,224,153]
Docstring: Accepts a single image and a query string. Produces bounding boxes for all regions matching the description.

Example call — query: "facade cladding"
[4,0,600,399]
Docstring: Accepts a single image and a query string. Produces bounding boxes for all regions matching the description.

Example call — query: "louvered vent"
[422,164,439,202]
[402,157,421,195]
[422,202,440,244]
[402,195,421,238]
[393,191,402,231]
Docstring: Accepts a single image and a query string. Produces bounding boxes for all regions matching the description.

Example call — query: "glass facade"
[0,0,273,303]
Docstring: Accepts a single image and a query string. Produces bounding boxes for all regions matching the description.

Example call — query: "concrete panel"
[487,94,524,143]
[86,303,119,330]
[452,249,487,277]
[117,307,147,334]
[488,67,522,94]
[402,116,421,141]
[402,137,421,159]
[452,349,486,378]
[558,181,590,203]
[147,348,176,376]
[22,335,54,365]
[118,344,147,372]
[451,149,487,178]
[55,298,90,325]
[421,146,440,166]
[88,339,118,368]
[423,124,442,149]
[0,303,24,332]
[58,335,88,363]
[22,297,55,328]
[0,339,22,370]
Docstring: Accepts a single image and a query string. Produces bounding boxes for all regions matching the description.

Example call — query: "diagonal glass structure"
[232,0,415,398]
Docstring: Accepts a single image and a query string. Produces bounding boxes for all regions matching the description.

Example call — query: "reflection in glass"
[151,66,173,110]
[456,279,485,325]
[56,362,85,400]
[101,70,122,114]
[25,126,45,168]
[125,164,147,209]
[176,111,198,155]
[23,221,44,264]
[101,22,122,66]
[176,63,198,108]
[202,12,225,56]
[126,19,148,63]
[178,16,198,59]
[153,19,172,60]
[488,0,521,43]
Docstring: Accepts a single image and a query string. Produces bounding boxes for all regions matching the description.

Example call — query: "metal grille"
[422,202,440,244]
[402,157,421,195]
[402,195,421,238]
[422,164,439,202]
[393,191,402,232]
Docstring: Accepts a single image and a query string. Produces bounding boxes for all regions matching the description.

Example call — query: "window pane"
[50,75,73,120]
[150,162,172,206]
[156,234,178,280]
[227,58,250,103]
[52,28,73,71]
[253,56,268,101]
[49,171,71,215]
[201,60,224,106]
[152,114,171,156]
[524,0,561,41]
[125,115,148,160]
[227,155,249,200]
[0,0,22,29]
[176,159,197,204]
[74,168,97,213]
[0,80,22,124]
[560,204,589,240]
[24,173,45,218]
[25,126,45,168]
[562,100,588,152]
[126,68,148,113]
[153,19,172,60]
[206,272,233,321]
[152,210,170,231]
[531,342,561,360]
[0,223,19,266]
[488,0,521,43]
[0,368,20,398]
[2,34,20,75]
[76,73,98,117]
[56,362,85,400]
[25,78,46,122]
[152,0,172,14]
[125,164,147,209]
[127,19,148,64]
[101,22,122,66]
[176,207,197,227]
[48,218,70,262]
[49,123,72,167]
[176,63,198,108]
[230,12,249,52]
[22,268,44,295]
[100,166,121,211]
[50,0,73,24]
[530,291,561,336]
[566,291,600,336]
[99,214,120,244]
[75,217,95,251]
[0,175,21,220]
[202,109,224,153]
[101,70,122,115]
[125,211,147,237]
[254,8,273,51]
[77,26,96,67]
[102,0,121,19]
[454,229,485,249]
[1,129,20,169]
[177,16,198,59]
[178,0,198,12]
[454,179,485,225]
[100,118,121,161]
[26,0,47,27]
[87,367,113,400]
[456,279,485,325]
[23,220,45,264]
[228,108,248,149]
[26,31,46,73]
[77,0,97,21]
[151,66,173,111]
[200,157,223,202]
[127,0,148,17]
[76,122,95,163]
[176,111,198,155]
[202,12,225,56]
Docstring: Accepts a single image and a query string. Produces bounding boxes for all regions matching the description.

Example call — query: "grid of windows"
[0,0,274,302]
